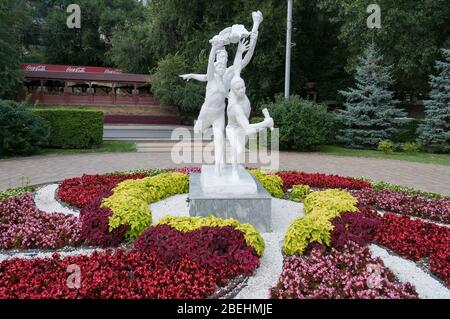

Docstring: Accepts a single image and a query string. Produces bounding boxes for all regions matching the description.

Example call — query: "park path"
[0,152,449,195]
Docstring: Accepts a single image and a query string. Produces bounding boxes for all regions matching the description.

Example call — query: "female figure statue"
[226,39,274,179]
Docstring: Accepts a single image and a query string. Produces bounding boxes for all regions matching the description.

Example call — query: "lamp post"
[285,0,293,99]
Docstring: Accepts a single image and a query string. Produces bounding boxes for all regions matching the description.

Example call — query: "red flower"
[277,171,371,190]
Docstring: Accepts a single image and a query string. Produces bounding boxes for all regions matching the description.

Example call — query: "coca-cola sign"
[104,69,121,74]
[25,65,47,72]
[65,66,86,73]
[21,64,122,74]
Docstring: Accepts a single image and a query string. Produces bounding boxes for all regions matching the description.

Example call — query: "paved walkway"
[0,152,449,195]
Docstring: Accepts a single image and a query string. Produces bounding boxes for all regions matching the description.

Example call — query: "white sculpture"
[180,10,273,192]
[227,39,274,179]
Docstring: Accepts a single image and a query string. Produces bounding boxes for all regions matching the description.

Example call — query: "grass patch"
[319,145,450,166]
[37,141,137,156]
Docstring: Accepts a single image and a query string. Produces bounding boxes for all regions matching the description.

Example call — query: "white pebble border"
[234,233,284,299]
[234,199,303,299]
[369,244,450,299]
[34,184,79,216]
[149,194,190,224]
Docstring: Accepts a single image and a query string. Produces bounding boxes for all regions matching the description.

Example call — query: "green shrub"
[283,189,358,256]
[0,100,49,156]
[33,109,103,149]
[249,170,284,198]
[401,142,421,154]
[377,139,394,154]
[108,168,171,176]
[303,189,358,219]
[283,214,334,256]
[393,118,422,143]
[263,95,339,151]
[290,185,311,202]
[103,173,189,240]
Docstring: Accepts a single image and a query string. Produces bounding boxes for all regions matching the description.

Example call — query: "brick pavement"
[0,152,449,195]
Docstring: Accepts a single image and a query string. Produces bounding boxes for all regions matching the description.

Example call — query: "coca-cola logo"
[104,69,121,74]
[25,65,46,72]
[66,67,86,73]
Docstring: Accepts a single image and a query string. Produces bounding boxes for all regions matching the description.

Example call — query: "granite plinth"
[189,172,272,233]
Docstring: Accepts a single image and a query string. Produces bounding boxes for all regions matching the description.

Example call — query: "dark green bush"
[392,118,422,143]
[0,100,49,156]
[33,109,104,149]
[262,95,339,151]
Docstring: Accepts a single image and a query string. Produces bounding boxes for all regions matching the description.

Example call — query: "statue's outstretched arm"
[233,39,249,78]
[206,44,218,81]
[241,31,258,70]
[181,44,217,82]
[180,74,207,82]
[241,11,263,70]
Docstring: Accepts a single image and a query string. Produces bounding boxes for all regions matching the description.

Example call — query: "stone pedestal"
[189,168,272,233]
[200,165,257,195]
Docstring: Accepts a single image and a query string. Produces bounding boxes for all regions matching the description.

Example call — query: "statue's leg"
[212,115,225,175]
[236,129,246,169]
[226,126,237,178]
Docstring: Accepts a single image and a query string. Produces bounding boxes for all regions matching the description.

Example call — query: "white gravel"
[34,184,79,216]
[150,194,190,223]
[234,233,284,299]
[369,244,450,299]
[234,199,303,299]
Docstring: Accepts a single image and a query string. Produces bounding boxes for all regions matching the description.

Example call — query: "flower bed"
[0,249,240,299]
[0,194,82,250]
[58,173,148,208]
[157,216,265,256]
[278,183,449,296]
[134,224,260,276]
[351,188,450,224]
[331,210,381,250]
[271,244,418,299]
[277,171,372,190]
[0,215,263,299]
[373,213,450,286]
[1,169,449,299]
[79,193,128,248]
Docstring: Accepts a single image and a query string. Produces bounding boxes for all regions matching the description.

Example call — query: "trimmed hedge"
[33,109,104,149]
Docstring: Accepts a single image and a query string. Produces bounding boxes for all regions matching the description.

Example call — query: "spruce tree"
[417,49,450,153]
[337,44,406,149]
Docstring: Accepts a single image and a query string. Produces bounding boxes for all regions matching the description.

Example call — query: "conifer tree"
[417,49,450,153]
[337,44,406,149]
